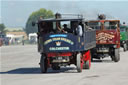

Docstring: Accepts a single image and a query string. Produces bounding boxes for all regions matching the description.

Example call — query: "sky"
[1,0,128,28]
[0,0,1,23]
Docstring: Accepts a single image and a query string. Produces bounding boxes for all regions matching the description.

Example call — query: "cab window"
[88,22,101,30]
[120,27,126,32]
[105,21,118,30]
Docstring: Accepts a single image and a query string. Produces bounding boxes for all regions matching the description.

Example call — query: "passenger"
[62,24,72,33]
[56,22,62,33]
[38,17,49,34]
[38,21,47,53]
[85,23,92,30]
[40,22,48,33]
[39,16,43,21]
[75,22,83,36]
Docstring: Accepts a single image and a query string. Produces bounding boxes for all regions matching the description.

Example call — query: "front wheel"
[112,48,120,62]
[40,55,47,73]
[76,53,83,72]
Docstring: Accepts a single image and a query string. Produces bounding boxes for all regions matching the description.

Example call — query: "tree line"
[0,24,6,33]
[25,8,54,35]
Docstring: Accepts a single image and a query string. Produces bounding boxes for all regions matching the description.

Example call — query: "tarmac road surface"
[0,45,128,85]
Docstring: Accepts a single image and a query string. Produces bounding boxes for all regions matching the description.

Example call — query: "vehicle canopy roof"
[85,19,120,22]
[38,18,84,22]
[38,13,85,22]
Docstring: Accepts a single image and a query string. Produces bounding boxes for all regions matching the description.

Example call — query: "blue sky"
[1,0,128,28]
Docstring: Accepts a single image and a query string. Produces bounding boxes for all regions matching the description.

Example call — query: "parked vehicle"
[32,13,96,73]
[120,25,128,51]
[0,33,9,46]
[28,33,37,44]
[86,14,120,62]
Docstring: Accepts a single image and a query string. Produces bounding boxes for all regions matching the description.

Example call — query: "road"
[0,45,128,85]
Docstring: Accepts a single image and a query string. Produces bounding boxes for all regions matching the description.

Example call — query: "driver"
[62,24,72,33]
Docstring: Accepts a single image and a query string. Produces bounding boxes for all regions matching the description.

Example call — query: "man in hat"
[62,24,72,33]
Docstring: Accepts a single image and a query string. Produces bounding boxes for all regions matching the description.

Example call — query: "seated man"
[62,24,72,33]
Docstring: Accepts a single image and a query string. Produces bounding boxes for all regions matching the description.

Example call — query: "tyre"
[40,55,47,73]
[113,48,120,62]
[123,43,127,52]
[76,53,83,72]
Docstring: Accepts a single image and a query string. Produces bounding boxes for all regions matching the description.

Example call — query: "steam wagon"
[86,14,120,62]
[32,13,96,73]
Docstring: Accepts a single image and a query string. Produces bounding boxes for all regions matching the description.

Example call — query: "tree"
[0,23,6,33]
[25,8,54,35]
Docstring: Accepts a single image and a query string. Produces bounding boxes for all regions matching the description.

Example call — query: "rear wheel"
[40,55,47,73]
[76,53,83,72]
[113,48,120,62]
